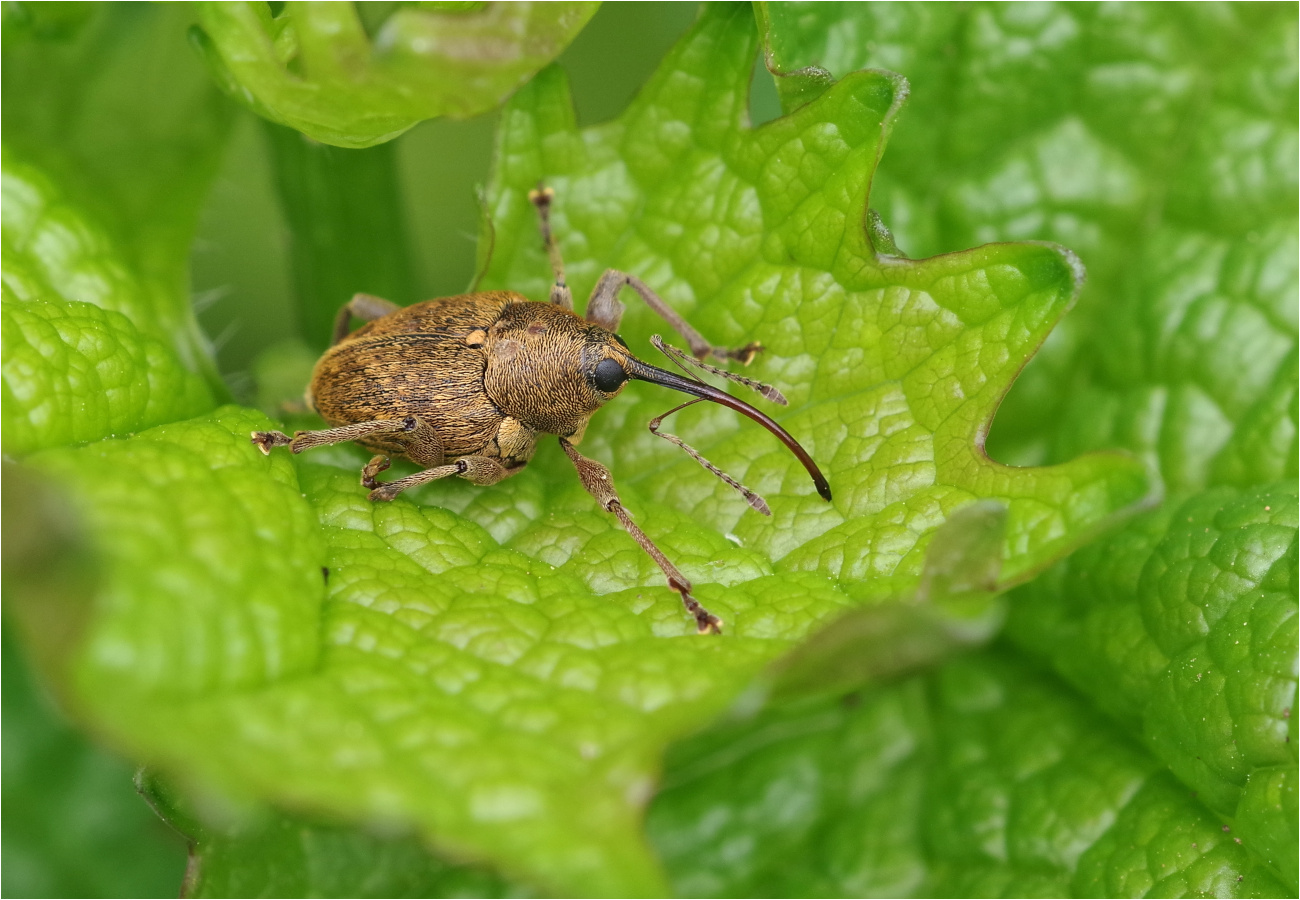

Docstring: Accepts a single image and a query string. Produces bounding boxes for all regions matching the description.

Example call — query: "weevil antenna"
[624,357,832,502]
[651,335,788,405]
[649,398,772,515]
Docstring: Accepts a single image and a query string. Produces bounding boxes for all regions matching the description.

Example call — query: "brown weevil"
[252,187,832,633]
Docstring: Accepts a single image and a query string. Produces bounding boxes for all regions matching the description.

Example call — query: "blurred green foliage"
[1,2,1294,897]
[190,2,599,147]
[2,627,187,897]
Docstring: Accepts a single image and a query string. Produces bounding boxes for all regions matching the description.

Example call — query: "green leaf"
[2,3,234,391]
[132,771,525,899]
[765,499,1009,702]
[1,449,185,898]
[191,1,600,149]
[1007,483,1298,889]
[643,5,1297,896]
[755,2,1298,490]
[16,407,327,698]
[648,650,1288,897]
[0,628,186,897]
[183,814,524,899]
[1076,773,1288,899]
[2,6,1153,895]
[736,4,1300,888]
[15,406,781,895]
[1,153,215,455]
[1235,763,1299,892]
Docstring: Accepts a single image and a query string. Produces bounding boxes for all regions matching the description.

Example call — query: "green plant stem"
[263,121,416,349]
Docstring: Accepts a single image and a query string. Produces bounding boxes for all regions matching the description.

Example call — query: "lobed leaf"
[2,5,1155,895]
[755,2,1298,490]
[22,1,1300,895]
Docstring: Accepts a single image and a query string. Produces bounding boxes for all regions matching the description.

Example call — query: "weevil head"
[483,301,831,502]
[483,303,635,438]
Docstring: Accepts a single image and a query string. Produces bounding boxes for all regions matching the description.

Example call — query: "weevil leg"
[332,293,402,346]
[368,455,519,502]
[582,270,627,332]
[249,430,294,453]
[584,269,762,365]
[251,416,441,459]
[361,455,391,489]
[528,184,573,309]
[558,437,723,634]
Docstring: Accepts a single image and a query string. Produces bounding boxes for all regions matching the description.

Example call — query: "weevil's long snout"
[624,358,833,502]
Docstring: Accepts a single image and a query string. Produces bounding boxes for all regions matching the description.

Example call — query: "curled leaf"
[192,1,600,147]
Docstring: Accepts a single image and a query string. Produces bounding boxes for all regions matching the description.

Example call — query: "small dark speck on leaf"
[322,567,330,584]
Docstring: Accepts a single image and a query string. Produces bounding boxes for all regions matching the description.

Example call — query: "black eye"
[592,358,627,393]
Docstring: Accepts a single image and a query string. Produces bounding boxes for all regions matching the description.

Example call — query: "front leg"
[583,268,762,365]
[559,438,723,634]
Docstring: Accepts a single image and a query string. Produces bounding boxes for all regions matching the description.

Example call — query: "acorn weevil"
[252,187,831,633]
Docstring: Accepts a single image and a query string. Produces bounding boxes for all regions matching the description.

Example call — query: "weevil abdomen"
[310,291,534,463]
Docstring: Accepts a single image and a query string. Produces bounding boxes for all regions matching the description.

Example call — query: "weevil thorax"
[483,302,633,439]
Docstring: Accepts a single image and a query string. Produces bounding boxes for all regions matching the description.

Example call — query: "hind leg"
[332,293,402,345]
[251,416,445,480]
